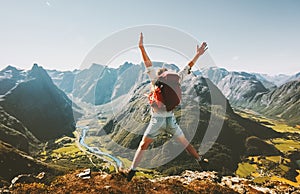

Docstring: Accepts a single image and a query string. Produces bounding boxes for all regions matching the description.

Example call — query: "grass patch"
[118,157,132,169]
[235,109,300,133]
[272,123,300,134]
[266,156,281,163]
[253,176,270,184]
[236,163,256,178]
[83,136,99,147]
[268,138,300,153]
[136,171,154,179]
[52,144,82,155]
[278,164,289,172]
[296,170,300,183]
[270,176,300,187]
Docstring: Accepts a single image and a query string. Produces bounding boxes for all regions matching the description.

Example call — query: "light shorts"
[144,116,184,139]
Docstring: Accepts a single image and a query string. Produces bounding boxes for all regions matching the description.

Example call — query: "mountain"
[253,73,289,87]
[251,73,278,90]
[0,64,76,141]
[48,62,180,105]
[217,72,268,107]
[197,66,229,84]
[98,72,281,175]
[285,72,300,83]
[1,64,297,192]
[253,72,300,87]
[0,64,78,186]
[199,67,300,126]
[0,65,26,95]
[200,67,270,107]
[0,106,39,153]
[47,69,79,93]
[248,79,300,126]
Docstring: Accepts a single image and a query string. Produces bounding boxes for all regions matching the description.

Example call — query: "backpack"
[148,71,182,111]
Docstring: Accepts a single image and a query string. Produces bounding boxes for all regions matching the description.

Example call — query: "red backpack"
[148,71,182,111]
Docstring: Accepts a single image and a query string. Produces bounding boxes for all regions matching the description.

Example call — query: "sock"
[197,156,203,161]
[130,166,136,171]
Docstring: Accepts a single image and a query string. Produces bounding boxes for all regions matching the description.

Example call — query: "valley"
[234,109,300,187]
[73,102,300,188]
[1,63,299,193]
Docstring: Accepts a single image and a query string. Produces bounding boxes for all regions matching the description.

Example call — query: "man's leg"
[176,134,209,169]
[130,136,153,170]
[127,136,153,181]
[176,134,199,159]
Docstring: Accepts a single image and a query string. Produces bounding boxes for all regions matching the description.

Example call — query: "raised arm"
[188,42,208,68]
[139,33,153,68]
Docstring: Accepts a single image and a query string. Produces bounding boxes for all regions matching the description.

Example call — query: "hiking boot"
[127,169,136,181]
[197,157,209,171]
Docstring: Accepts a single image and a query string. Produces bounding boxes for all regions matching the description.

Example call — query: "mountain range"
[48,62,179,105]
[198,66,300,126]
[0,64,76,185]
[95,66,282,176]
[47,63,300,126]
[0,63,299,190]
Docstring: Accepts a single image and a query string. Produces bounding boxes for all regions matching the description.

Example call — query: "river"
[78,126,123,168]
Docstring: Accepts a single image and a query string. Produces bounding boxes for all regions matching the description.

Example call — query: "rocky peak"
[28,64,53,84]
[118,62,135,75]
[1,65,19,72]
[0,65,24,79]
[0,66,26,95]
[89,63,105,71]
[0,64,75,141]
[285,71,300,83]
[200,66,229,84]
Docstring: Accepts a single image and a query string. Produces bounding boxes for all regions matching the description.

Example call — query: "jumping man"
[127,33,208,181]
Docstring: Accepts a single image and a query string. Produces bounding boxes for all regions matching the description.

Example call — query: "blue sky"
[0,0,299,75]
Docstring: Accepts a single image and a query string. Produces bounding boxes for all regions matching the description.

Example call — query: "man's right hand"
[196,42,208,56]
[138,32,153,68]
[139,32,144,49]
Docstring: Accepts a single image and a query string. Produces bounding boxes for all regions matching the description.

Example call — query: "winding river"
[78,126,123,168]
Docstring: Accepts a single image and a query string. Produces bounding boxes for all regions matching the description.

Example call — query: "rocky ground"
[2,170,299,194]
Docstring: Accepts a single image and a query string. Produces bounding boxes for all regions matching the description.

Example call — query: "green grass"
[297,170,300,183]
[253,175,300,187]
[83,137,100,147]
[265,156,281,163]
[272,123,300,134]
[236,109,300,133]
[136,171,154,179]
[236,109,300,186]
[52,144,84,156]
[253,176,270,184]
[236,163,257,178]
[278,164,289,172]
[238,155,300,188]
[270,176,300,187]
[267,138,300,153]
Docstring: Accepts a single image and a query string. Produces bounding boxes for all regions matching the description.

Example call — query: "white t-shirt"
[146,65,191,117]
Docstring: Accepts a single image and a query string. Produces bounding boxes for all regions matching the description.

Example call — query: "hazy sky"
[0,0,299,75]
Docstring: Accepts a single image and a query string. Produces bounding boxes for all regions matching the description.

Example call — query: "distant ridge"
[0,64,75,141]
[198,66,300,125]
